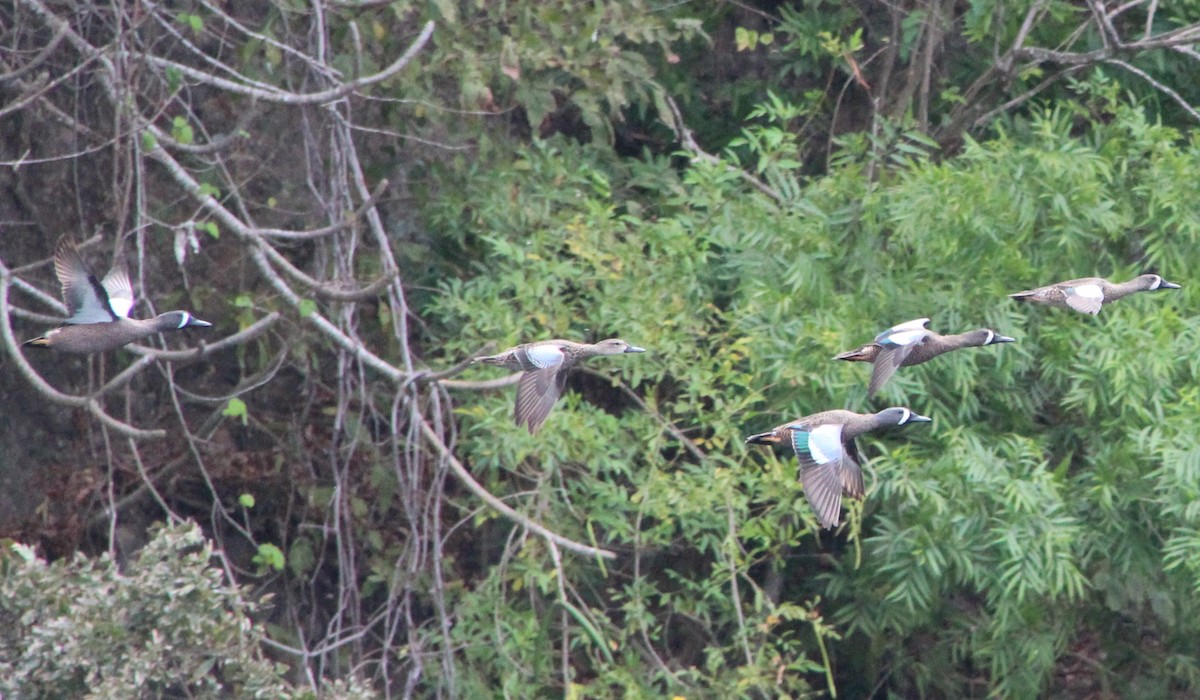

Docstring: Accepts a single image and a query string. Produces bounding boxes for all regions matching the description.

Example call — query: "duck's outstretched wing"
[514,366,568,433]
[1062,284,1103,315]
[54,241,119,324]
[790,422,850,529]
[100,264,134,318]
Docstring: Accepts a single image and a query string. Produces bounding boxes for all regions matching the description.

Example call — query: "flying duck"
[746,407,931,529]
[24,239,211,353]
[1009,274,1180,315]
[835,318,1014,397]
[473,338,646,433]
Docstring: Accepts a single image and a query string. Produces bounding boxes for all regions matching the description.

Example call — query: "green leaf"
[165,66,181,94]
[298,299,317,318]
[252,543,285,571]
[171,116,194,145]
[238,493,255,509]
[222,398,248,426]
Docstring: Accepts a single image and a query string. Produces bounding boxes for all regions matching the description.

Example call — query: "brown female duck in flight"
[474,338,646,433]
[1008,274,1180,315]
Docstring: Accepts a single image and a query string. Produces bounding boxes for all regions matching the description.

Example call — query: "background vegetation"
[1,0,1200,697]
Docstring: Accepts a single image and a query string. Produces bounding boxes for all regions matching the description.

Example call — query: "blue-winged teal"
[24,239,211,353]
[1009,274,1180,315]
[835,318,1014,397]
[473,338,646,433]
[745,407,931,529]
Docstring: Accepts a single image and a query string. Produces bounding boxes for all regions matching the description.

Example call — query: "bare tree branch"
[418,415,617,560]
[118,22,436,106]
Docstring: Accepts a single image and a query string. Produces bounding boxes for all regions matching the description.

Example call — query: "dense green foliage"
[0,524,371,699]
[427,86,1200,697]
[5,0,1200,697]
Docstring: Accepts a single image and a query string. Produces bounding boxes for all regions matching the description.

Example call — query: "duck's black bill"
[744,431,780,445]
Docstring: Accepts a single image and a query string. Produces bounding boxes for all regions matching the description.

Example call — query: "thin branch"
[971,65,1088,129]
[417,415,616,560]
[415,342,496,384]
[122,311,281,361]
[1143,0,1159,41]
[725,499,754,667]
[662,94,785,205]
[1106,58,1200,122]
[439,373,522,391]
[120,22,436,106]
[257,240,398,302]
[1087,0,1119,50]
[1012,0,1051,57]
[1011,26,1200,65]
[140,138,412,382]
[255,179,391,241]
[579,366,706,463]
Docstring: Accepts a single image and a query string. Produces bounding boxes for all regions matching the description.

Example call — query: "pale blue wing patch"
[869,320,928,396]
[885,329,929,347]
[525,344,565,369]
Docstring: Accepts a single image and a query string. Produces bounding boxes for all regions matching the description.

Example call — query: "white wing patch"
[806,424,844,465]
[101,268,134,319]
[877,318,930,345]
[1065,284,1104,314]
[525,344,565,369]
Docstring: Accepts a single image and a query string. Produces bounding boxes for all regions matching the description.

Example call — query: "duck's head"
[834,343,881,362]
[1140,274,1182,291]
[594,338,646,355]
[970,329,1016,346]
[158,311,213,330]
[876,407,932,427]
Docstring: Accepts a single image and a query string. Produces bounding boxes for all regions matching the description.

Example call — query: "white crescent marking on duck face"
[898,408,912,425]
[1071,284,1103,300]
[525,344,565,369]
[808,424,844,464]
[1150,276,1162,290]
[984,330,994,345]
